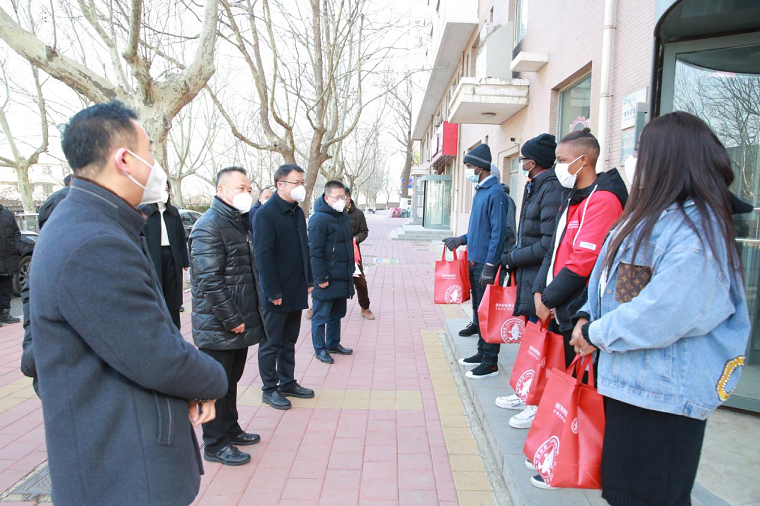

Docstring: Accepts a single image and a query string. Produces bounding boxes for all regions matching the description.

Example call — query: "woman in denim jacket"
[569,112,750,506]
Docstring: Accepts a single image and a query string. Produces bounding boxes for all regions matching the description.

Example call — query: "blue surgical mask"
[465,167,479,183]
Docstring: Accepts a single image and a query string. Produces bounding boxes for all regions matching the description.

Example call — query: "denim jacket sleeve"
[587,246,735,353]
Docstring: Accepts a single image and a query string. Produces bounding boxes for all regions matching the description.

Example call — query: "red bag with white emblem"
[434,247,470,304]
[523,355,605,489]
[509,319,565,405]
[459,247,471,294]
[477,268,527,344]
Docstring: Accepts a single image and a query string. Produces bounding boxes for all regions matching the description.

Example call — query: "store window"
[557,74,592,140]
[515,0,528,46]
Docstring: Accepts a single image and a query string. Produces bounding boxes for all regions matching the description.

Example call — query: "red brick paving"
[0,217,464,505]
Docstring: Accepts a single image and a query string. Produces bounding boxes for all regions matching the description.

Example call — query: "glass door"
[663,35,760,411]
[422,175,452,230]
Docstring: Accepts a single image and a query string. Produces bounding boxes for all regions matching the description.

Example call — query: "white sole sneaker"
[495,394,526,410]
[465,369,499,379]
[524,459,536,471]
[530,475,553,490]
[509,405,538,429]
[458,358,481,368]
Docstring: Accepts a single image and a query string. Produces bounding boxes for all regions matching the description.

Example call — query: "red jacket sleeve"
[564,191,622,278]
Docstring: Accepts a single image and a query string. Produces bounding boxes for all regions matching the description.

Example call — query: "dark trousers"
[160,246,182,329]
[601,396,706,506]
[0,275,12,311]
[354,273,370,310]
[200,347,248,453]
[469,262,500,366]
[258,309,302,393]
[311,297,347,352]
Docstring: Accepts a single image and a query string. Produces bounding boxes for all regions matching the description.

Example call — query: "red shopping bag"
[509,319,565,405]
[434,247,470,304]
[523,356,605,489]
[459,247,471,294]
[353,238,362,277]
[477,267,527,344]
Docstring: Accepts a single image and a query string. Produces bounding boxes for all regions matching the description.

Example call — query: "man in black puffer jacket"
[190,166,266,467]
[309,181,356,364]
[500,134,562,319]
[496,133,562,412]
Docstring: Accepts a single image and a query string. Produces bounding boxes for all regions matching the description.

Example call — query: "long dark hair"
[604,111,741,274]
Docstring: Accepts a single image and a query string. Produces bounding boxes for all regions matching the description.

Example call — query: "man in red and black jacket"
[533,128,628,367]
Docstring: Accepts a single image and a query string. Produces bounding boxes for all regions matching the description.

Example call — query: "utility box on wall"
[476,24,514,79]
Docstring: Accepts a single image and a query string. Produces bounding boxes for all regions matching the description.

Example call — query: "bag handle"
[441,246,459,261]
[566,354,596,386]
[492,265,502,286]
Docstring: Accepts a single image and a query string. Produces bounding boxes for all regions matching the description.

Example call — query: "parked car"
[13,231,37,296]
[178,209,202,239]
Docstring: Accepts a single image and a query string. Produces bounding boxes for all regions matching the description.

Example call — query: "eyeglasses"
[326,195,347,201]
[279,180,304,187]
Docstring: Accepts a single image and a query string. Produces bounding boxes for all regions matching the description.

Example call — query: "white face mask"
[289,184,307,202]
[554,155,584,189]
[331,199,346,213]
[464,166,479,183]
[222,186,253,213]
[123,150,168,205]
[624,154,639,186]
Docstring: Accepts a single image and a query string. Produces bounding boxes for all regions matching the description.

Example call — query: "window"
[515,0,528,46]
[557,74,592,140]
[510,157,520,198]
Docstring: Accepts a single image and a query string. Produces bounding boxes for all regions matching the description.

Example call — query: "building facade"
[413,0,655,235]
[413,0,760,412]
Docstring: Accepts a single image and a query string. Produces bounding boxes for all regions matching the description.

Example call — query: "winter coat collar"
[67,178,145,238]
[271,191,300,215]
[567,168,628,208]
[211,196,245,223]
[475,176,498,191]
[314,193,344,217]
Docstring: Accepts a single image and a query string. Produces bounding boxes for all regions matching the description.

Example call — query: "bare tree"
[0,60,48,212]
[168,92,222,206]
[212,0,404,215]
[0,0,220,173]
[386,72,413,198]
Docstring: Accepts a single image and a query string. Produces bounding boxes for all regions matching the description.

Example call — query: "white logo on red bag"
[516,370,534,402]
[444,285,463,304]
[534,436,560,483]
[500,318,525,344]
[571,417,578,434]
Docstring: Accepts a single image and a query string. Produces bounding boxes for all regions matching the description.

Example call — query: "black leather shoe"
[327,344,353,355]
[279,383,315,399]
[459,322,479,337]
[262,390,292,410]
[204,445,251,466]
[230,432,261,446]
[315,350,334,364]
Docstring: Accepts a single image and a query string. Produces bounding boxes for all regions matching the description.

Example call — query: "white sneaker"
[530,474,553,490]
[495,394,525,410]
[458,355,482,368]
[524,459,536,471]
[509,405,538,429]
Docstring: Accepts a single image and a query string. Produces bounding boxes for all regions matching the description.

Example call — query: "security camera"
[510,137,516,142]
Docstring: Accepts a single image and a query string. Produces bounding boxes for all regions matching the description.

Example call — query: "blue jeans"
[311,297,347,352]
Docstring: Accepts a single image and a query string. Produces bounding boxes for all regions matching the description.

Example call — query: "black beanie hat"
[521,134,557,169]
[463,144,492,170]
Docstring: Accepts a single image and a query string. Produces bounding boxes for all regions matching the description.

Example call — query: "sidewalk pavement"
[0,216,503,506]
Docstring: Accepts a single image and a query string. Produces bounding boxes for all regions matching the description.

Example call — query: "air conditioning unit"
[476,24,513,79]
[478,21,495,46]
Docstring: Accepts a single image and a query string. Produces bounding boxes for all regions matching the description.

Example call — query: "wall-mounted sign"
[621,88,647,130]
[430,121,459,167]
[620,130,636,165]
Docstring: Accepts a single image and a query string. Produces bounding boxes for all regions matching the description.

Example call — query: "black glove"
[442,236,465,251]
[479,263,498,288]
[499,251,513,271]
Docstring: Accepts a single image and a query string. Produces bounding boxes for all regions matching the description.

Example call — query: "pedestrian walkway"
[0,216,502,506]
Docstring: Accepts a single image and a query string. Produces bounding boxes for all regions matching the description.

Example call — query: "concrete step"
[391,225,452,241]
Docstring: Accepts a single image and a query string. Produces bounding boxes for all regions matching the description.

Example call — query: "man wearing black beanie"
[494,133,563,425]
[442,144,511,379]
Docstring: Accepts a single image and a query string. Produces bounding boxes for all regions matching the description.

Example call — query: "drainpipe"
[596,0,615,171]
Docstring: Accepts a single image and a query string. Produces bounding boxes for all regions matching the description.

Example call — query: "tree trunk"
[170,176,185,207]
[302,130,327,216]
[16,163,35,212]
[400,136,413,199]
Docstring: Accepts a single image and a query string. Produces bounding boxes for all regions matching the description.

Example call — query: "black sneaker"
[465,363,499,379]
[204,445,251,466]
[458,322,479,336]
[457,354,482,368]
